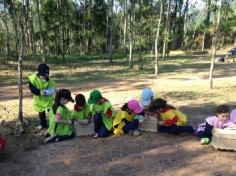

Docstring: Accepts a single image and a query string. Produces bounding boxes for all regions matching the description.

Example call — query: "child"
[88,90,115,138]
[72,94,92,124]
[113,99,144,136]
[140,88,154,108]
[0,136,6,152]
[28,63,56,130]
[148,98,194,134]
[45,89,75,143]
[230,109,236,123]
[196,105,234,144]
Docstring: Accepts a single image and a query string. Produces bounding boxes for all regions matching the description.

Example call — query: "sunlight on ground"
[0,55,236,124]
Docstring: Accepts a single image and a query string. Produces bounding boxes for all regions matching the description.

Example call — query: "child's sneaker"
[37,125,43,130]
[132,130,141,136]
[200,138,210,145]
[44,136,55,143]
[93,133,98,138]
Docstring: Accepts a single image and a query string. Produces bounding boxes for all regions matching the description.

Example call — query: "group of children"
[1,63,235,152]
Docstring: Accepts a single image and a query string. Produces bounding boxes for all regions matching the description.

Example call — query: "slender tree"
[162,0,171,59]
[209,0,222,89]
[18,0,25,122]
[182,0,189,48]
[36,0,46,63]
[9,0,24,122]
[123,0,128,56]
[3,0,10,60]
[108,0,114,63]
[155,0,163,75]
[202,0,211,51]
[129,0,135,68]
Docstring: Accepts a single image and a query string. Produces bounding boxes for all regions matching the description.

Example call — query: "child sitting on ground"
[140,88,154,109]
[148,98,194,135]
[72,94,92,125]
[196,105,234,144]
[113,100,144,136]
[88,90,115,138]
[45,89,75,143]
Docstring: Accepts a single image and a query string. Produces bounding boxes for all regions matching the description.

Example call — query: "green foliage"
[0,0,236,58]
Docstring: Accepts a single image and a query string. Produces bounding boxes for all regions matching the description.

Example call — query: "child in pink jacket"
[196,105,234,144]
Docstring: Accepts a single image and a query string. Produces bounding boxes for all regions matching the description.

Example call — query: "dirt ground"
[1,58,236,176]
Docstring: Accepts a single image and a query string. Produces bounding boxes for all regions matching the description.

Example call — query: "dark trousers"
[39,111,48,128]
[94,113,110,138]
[158,124,194,134]
[122,119,139,134]
[196,122,213,139]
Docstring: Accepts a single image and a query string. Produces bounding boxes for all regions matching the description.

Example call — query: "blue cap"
[140,88,154,107]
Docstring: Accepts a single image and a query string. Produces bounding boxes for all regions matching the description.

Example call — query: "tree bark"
[182,0,189,48]
[139,35,143,70]
[18,0,25,122]
[9,0,24,122]
[203,0,211,51]
[123,0,128,56]
[3,0,10,60]
[162,0,171,59]
[202,30,206,51]
[108,0,114,63]
[36,0,46,63]
[209,0,222,89]
[155,0,163,75]
[129,0,135,68]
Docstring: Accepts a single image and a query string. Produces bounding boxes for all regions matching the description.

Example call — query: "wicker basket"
[211,127,236,151]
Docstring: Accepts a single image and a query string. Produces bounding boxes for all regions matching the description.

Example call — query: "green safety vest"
[48,106,73,136]
[28,73,55,112]
[92,101,115,130]
[72,103,91,120]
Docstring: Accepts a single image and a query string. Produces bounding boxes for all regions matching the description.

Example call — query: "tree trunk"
[36,0,46,63]
[3,0,10,60]
[182,0,189,48]
[155,0,163,75]
[202,30,206,51]
[25,0,30,54]
[83,0,87,54]
[9,0,23,122]
[29,2,35,53]
[108,0,114,63]
[139,35,143,70]
[162,0,171,59]
[129,0,135,68]
[123,0,128,56]
[203,0,211,51]
[209,0,222,89]
[190,24,197,52]
[62,27,65,59]
[18,1,25,122]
